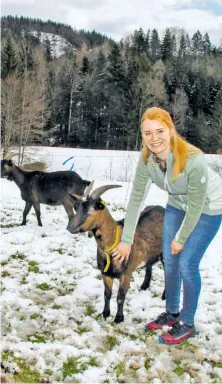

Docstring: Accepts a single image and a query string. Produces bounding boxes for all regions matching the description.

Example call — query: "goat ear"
[95,199,106,210]
[69,193,82,201]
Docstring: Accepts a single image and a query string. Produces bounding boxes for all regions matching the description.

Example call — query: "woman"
[112,107,222,345]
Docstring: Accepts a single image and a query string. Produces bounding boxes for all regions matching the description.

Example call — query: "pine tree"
[203,33,212,54]
[1,33,19,78]
[191,30,203,55]
[150,29,161,61]
[178,33,187,57]
[162,28,173,61]
[132,28,147,55]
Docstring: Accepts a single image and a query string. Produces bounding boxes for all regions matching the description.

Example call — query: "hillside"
[1,15,115,53]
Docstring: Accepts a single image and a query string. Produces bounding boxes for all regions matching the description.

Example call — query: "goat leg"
[32,201,42,226]
[102,276,113,319]
[140,263,152,290]
[114,272,132,323]
[21,202,33,225]
[160,255,166,300]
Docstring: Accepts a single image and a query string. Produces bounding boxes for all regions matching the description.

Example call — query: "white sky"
[1,0,222,45]
[1,146,222,382]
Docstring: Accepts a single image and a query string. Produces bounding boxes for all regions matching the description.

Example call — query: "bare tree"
[172,88,189,135]
[1,76,20,156]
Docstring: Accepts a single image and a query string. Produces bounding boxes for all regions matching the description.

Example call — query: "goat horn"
[84,180,95,197]
[90,184,122,199]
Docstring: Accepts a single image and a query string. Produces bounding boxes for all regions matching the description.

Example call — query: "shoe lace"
[156,312,170,324]
[169,322,188,336]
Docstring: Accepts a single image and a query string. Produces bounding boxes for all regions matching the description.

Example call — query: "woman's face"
[142,119,171,160]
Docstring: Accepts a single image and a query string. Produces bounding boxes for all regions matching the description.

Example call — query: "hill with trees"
[1,15,222,159]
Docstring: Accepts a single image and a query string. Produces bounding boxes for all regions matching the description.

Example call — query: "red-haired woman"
[112,107,222,345]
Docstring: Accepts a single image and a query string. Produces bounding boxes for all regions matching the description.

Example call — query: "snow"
[1,146,222,383]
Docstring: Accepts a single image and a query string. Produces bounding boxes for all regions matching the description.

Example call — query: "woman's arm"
[121,156,152,245]
[112,156,152,261]
[175,154,208,245]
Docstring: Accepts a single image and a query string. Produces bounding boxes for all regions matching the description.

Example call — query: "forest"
[1,15,222,162]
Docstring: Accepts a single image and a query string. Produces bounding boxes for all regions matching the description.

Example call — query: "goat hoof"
[102,310,110,319]
[114,314,124,323]
[139,283,149,291]
[21,222,26,226]
[38,223,43,227]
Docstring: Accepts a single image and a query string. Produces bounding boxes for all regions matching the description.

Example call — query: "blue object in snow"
[62,156,75,171]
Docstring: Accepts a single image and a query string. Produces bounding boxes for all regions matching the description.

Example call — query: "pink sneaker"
[145,312,178,331]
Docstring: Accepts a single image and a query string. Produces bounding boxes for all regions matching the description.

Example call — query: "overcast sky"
[1,0,222,45]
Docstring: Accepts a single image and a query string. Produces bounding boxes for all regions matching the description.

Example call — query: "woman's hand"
[171,239,184,255]
[112,242,131,263]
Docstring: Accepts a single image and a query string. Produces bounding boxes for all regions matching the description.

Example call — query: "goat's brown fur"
[68,191,165,323]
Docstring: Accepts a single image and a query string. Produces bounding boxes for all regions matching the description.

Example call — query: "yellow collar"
[103,225,121,272]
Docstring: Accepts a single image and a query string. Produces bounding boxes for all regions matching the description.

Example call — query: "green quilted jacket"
[121,151,222,245]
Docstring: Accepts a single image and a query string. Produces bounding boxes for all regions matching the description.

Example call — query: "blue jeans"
[163,204,222,326]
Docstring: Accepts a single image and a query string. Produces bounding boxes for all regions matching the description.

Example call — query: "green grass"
[105,335,118,350]
[11,251,26,260]
[30,313,40,319]
[36,283,52,291]
[144,357,154,370]
[27,334,48,343]
[53,248,65,254]
[173,360,185,377]
[173,366,185,376]
[116,361,125,378]
[52,304,63,310]
[1,260,8,266]
[2,350,41,383]
[28,261,40,273]
[2,270,10,277]
[62,357,88,379]
[85,303,96,316]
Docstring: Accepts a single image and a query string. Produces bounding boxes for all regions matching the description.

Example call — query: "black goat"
[67,184,165,323]
[1,159,91,226]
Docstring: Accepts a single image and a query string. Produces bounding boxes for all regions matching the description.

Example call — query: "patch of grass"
[11,252,26,261]
[205,359,222,368]
[105,335,118,350]
[85,303,96,316]
[52,304,62,310]
[27,334,48,343]
[116,360,125,378]
[173,366,185,376]
[119,330,137,341]
[28,261,40,273]
[1,260,8,266]
[20,276,27,284]
[2,350,41,383]
[88,356,98,367]
[20,316,26,321]
[30,313,40,319]
[41,233,47,238]
[53,248,65,255]
[144,357,154,370]
[62,356,88,379]
[0,223,20,228]
[132,318,143,324]
[173,360,185,377]
[2,270,10,277]
[36,283,52,291]
[145,329,156,337]
[45,369,53,375]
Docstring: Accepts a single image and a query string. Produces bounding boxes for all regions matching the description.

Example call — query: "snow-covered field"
[1,147,222,383]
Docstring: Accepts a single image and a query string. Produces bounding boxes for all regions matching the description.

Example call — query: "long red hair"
[141,107,200,179]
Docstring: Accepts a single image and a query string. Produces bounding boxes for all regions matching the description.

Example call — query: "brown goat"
[67,184,165,323]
